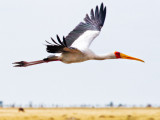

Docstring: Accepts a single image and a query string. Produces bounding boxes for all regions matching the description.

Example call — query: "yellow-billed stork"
[13,3,144,67]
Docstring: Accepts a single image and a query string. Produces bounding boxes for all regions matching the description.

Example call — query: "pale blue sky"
[0,0,160,106]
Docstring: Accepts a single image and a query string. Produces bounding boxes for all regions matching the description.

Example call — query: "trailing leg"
[13,57,60,67]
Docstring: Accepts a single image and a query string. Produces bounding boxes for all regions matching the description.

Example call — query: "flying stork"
[13,3,144,67]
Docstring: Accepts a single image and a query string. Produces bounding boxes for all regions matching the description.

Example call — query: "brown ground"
[0,108,160,120]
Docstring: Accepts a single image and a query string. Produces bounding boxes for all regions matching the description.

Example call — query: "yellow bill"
[120,53,145,62]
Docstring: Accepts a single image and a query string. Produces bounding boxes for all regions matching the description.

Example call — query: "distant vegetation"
[0,101,157,108]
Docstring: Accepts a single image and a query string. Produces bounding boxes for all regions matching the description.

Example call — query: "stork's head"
[114,51,144,62]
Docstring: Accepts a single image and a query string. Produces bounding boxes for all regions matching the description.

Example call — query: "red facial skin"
[114,51,121,58]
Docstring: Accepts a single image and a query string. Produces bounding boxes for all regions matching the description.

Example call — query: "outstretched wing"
[65,3,106,51]
[46,3,106,53]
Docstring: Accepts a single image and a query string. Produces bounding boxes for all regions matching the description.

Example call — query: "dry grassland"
[0,108,160,120]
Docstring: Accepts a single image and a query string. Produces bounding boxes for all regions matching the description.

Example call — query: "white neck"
[93,52,116,60]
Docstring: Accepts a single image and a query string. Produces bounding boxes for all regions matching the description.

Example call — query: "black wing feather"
[90,9,95,20]
[95,6,99,21]
[51,37,59,45]
[56,35,65,46]
[45,40,52,45]
[63,36,67,47]
[84,14,93,25]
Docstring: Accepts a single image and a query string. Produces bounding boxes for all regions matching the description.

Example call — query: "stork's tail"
[13,58,60,67]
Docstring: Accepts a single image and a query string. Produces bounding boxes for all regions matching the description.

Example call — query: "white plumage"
[71,30,100,51]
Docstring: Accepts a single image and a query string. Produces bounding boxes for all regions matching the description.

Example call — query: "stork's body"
[13,3,144,67]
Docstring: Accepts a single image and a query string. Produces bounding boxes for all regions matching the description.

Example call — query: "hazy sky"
[0,0,160,106]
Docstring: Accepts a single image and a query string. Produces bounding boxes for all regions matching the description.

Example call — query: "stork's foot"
[13,61,28,67]
[13,60,46,67]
